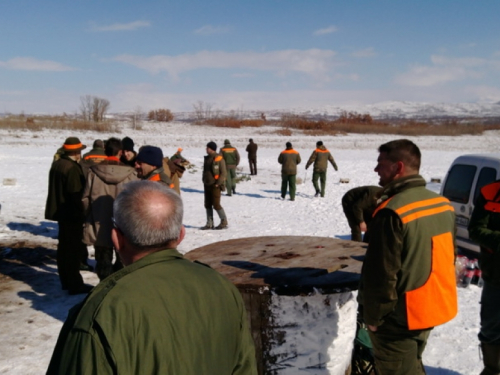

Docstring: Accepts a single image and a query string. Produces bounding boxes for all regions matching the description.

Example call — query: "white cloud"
[90,20,151,32]
[351,48,376,58]
[395,55,491,87]
[313,25,338,36]
[0,57,75,71]
[465,85,500,103]
[193,25,230,35]
[112,49,337,81]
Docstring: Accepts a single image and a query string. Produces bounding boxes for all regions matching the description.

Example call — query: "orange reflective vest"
[373,189,458,330]
[148,172,174,189]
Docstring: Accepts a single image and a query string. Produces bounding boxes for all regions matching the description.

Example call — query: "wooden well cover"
[185,236,367,295]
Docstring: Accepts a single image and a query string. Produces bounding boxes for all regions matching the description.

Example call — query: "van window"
[442,164,477,203]
[473,167,498,204]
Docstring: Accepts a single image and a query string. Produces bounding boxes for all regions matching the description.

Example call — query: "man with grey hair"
[46,181,257,375]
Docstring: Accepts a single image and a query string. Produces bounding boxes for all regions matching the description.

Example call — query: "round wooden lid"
[185,236,366,295]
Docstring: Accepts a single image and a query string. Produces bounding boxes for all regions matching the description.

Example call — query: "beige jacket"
[82,160,138,247]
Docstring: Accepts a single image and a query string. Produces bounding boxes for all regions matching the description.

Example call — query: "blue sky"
[2,0,500,114]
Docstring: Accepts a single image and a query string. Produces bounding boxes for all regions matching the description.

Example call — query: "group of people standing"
[45,134,497,375]
[45,136,188,293]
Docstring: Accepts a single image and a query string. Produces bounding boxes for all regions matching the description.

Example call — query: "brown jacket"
[82,159,138,247]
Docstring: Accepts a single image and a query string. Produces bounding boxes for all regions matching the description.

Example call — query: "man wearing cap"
[171,148,189,166]
[135,145,174,188]
[220,139,240,196]
[45,137,93,295]
[305,141,339,198]
[202,141,228,229]
[246,138,258,175]
[82,138,138,281]
[81,139,107,178]
[120,136,137,167]
[278,142,301,201]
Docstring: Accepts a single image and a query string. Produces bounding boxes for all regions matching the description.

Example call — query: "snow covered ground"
[0,121,496,374]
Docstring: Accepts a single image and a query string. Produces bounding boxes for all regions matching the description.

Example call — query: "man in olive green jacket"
[278,142,301,201]
[341,185,381,242]
[46,181,257,375]
[135,145,173,188]
[45,137,92,295]
[357,139,457,375]
[202,141,228,229]
[469,181,500,375]
[221,139,240,196]
[305,141,338,197]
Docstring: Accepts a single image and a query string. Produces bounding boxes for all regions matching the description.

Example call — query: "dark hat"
[122,137,134,152]
[136,146,163,167]
[93,139,104,149]
[63,137,86,152]
[316,140,323,147]
[207,141,217,151]
[249,138,253,142]
[286,142,292,148]
[224,139,230,145]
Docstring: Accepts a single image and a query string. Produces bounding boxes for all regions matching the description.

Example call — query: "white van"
[440,154,500,252]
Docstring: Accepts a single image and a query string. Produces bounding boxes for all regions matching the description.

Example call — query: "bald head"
[113,181,183,250]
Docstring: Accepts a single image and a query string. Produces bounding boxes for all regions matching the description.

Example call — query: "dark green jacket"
[46,249,257,375]
[221,144,240,168]
[45,155,85,223]
[278,147,301,175]
[358,175,457,330]
[203,152,227,186]
[143,167,173,187]
[305,146,338,172]
[342,185,381,225]
[468,180,500,286]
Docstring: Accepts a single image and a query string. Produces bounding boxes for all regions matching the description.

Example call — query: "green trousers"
[312,171,327,197]
[281,173,296,200]
[225,167,236,195]
[368,325,431,375]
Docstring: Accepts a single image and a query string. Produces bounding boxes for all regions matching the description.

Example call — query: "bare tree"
[80,95,110,122]
[131,106,144,130]
[192,100,214,121]
[80,95,93,121]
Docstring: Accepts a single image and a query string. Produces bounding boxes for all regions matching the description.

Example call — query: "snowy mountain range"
[169,101,500,121]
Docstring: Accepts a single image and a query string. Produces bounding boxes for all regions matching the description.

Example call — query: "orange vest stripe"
[315,148,330,153]
[84,154,106,160]
[149,174,161,182]
[372,197,392,217]
[63,143,83,150]
[400,205,455,224]
[281,149,299,154]
[395,197,450,216]
[405,231,458,330]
